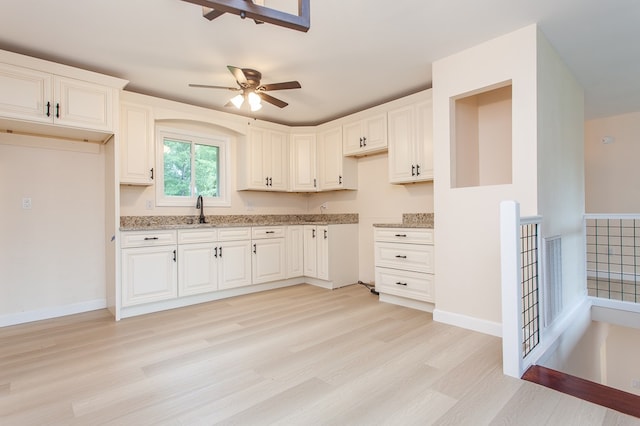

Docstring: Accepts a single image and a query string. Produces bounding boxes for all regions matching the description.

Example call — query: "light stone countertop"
[373,213,434,229]
[120,214,358,231]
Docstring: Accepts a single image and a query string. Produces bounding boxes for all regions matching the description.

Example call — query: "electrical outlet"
[145,200,154,210]
[320,202,328,210]
[22,197,32,209]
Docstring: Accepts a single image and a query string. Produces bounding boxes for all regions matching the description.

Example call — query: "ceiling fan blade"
[189,84,239,91]
[259,81,301,91]
[258,92,288,108]
[227,65,248,85]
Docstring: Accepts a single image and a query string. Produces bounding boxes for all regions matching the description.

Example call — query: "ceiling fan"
[189,65,301,111]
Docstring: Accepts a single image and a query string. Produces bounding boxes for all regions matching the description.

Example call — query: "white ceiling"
[1,0,639,126]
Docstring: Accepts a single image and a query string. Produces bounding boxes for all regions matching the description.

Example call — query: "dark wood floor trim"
[523,365,640,419]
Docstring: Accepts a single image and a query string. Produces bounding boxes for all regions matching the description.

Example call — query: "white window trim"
[155,126,231,207]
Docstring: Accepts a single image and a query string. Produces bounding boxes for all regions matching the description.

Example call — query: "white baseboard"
[433,308,502,337]
[0,299,107,328]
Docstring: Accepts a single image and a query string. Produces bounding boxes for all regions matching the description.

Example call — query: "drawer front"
[177,229,218,244]
[218,227,252,241]
[375,267,434,302]
[121,230,177,248]
[375,241,433,273]
[374,227,433,245]
[251,226,286,239]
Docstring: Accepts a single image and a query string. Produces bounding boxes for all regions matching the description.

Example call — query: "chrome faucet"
[196,195,206,224]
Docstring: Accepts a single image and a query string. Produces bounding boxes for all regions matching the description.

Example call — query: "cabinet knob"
[395,281,408,286]
[359,137,363,148]
[362,136,367,146]
[324,229,328,239]
[46,101,51,117]
[395,255,407,259]
[214,247,218,258]
[173,250,177,262]
[411,165,416,176]
[219,246,223,257]
[253,243,257,254]
[265,177,269,186]
[416,164,420,176]
[143,237,159,240]
[55,103,60,119]
[339,175,342,184]
[312,229,316,238]
[394,234,407,237]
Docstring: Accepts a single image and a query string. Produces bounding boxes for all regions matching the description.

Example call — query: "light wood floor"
[1,284,639,425]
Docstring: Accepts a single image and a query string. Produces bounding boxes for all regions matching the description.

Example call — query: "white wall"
[0,133,107,324]
[585,111,640,213]
[536,29,586,313]
[433,25,539,334]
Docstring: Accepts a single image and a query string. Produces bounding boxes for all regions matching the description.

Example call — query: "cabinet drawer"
[178,229,218,244]
[121,230,177,248]
[218,227,251,241]
[375,267,434,302]
[252,226,286,239]
[374,227,433,244]
[375,241,433,273]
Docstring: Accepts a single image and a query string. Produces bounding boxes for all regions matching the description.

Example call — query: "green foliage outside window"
[163,138,219,198]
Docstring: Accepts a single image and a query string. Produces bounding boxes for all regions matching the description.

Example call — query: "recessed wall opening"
[451,81,513,188]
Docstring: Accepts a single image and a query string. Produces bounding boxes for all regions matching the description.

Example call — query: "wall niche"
[451,81,512,188]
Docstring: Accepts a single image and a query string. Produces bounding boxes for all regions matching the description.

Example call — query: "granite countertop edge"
[372,223,433,229]
[372,213,435,229]
[120,214,359,231]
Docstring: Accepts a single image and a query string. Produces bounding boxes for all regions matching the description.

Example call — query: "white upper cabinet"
[0,49,127,142]
[290,133,317,192]
[317,126,357,191]
[342,113,387,156]
[120,102,154,185]
[0,63,114,132]
[388,94,433,184]
[54,76,113,131]
[239,126,289,191]
[0,63,52,123]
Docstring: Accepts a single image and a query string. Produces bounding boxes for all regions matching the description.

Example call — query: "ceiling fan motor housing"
[241,68,262,88]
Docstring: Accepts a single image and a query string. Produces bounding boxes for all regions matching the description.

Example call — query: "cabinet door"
[317,226,330,280]
[388,105,416,184]
[267,130,289,191]
[122,245,177,306]
[252,238,286,284]
[318,126,343,190]
[218,240,252,290]
[342,121,363,156]
[303,225,318,278]
[120,102,154,185]
[0,62,52,123]
[178,242,217,296]
[414,100,434,181]
[247,127,268,189]
[290,133,317,192]
[362,113,387,153]
[286,226,304,278]
[54,76,113,131]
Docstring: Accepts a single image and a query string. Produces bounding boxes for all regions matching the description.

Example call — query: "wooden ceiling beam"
[183,0,310,32]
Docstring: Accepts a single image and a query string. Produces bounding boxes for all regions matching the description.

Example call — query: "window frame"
[155,126,231,207]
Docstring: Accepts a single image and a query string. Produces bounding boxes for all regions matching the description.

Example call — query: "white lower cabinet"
[286,225,304,278]
[121,230,178,307]
[218,239,252,290]
[178,242,218,296]
[374,227,435,305]
[120,222,358,315]
[252,227,286,284]
[304,224,358,286]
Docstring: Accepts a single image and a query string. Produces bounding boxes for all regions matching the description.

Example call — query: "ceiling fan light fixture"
[230,94,244,109]
[248,91,262,111]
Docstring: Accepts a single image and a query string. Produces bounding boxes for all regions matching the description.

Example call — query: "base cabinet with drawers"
[120,223,358,317]
[374,227,435,309]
